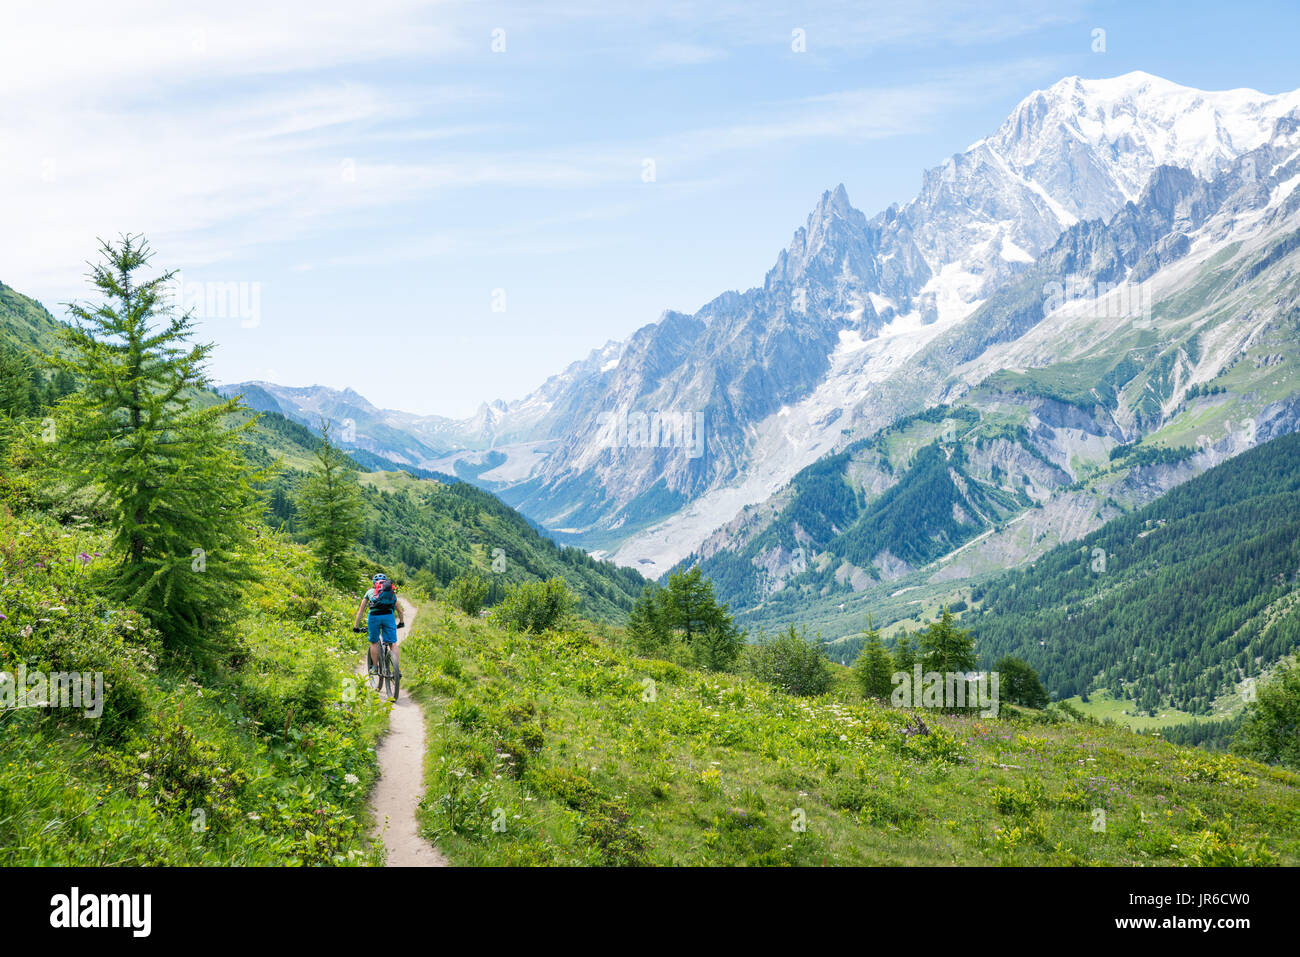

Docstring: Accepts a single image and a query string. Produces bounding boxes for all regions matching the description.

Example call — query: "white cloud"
[0,0,466,101]
[0,0,1083,307]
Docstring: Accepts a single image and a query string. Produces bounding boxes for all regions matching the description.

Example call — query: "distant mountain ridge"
[224,72,1300,594]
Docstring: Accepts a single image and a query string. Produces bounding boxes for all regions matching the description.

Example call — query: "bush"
[827,778,922,830]
[743,626,833,696]
[492,578,574,634]
[996,655,1050,709]
[98,713,249,826]
[578,798,649,866]
[1232,659,1300,770]
[444,574,490,617]
[529,765,601,810]
[447,697,485,730]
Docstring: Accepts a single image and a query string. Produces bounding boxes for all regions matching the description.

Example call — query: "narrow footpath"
[358,596,448,866]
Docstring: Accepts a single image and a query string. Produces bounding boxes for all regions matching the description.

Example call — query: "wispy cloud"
[7,0,1289,422]
[0,0,1087,415]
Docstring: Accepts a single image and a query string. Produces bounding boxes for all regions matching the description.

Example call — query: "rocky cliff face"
[499,74,1300,551]
[228,74,1300,583]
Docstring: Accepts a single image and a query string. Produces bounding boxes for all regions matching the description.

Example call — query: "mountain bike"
[355,623,404,699]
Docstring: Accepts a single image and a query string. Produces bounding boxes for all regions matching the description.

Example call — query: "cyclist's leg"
[380,614,399,672]
[367,615,383,667]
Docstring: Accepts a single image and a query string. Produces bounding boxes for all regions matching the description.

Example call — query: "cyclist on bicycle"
[353,572,405,674]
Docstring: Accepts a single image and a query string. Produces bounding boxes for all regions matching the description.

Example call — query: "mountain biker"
[352,573,405,675]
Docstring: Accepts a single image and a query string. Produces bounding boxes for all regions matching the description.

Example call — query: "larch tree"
[920,607,976,674]
[48,235,260,653]
[298,420,366,587]
[853,619,897,699]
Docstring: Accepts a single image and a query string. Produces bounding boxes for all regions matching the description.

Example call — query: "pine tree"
[893,633,917,673]
[662,566,719,642]
[0,341,36,417]
[695,621,744,672]
[47,235,260,652]
[920,607,976,674]
[298,421,365,586]
[853,619,896,699]
[627,584,671,656]
[660,566,744,671]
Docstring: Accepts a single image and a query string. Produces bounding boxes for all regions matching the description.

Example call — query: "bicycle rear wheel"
[388,650,401,700]
[381,643,399,700]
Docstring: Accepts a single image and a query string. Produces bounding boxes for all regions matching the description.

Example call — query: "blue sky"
[4,0,1299,416]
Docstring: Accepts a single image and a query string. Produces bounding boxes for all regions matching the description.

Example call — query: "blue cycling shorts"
[368,613,398,644]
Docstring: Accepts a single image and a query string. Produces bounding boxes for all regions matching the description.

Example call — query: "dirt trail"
[357,596,448,866]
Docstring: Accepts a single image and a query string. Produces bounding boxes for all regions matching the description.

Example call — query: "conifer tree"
[627,583,671,656]
[298,420,365,586]
[920,606,976,674]
[853,619,896,699]
[0,341,36,417]
[893,633,918,673]
[661,566,743,670]
[48,235,260,652]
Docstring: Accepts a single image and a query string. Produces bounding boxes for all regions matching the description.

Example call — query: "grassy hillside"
[969,431,1300,714]
[0,281,63,354]
[0,490,391,865]
[0,281,76,415]
[397,601,1300,866]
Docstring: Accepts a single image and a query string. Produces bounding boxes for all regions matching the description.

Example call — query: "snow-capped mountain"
[688,107,1300,635]
[501,72,1300,564]
[232,71,1300,580]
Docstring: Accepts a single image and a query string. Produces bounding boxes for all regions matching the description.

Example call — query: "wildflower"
[344,773,359,785]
